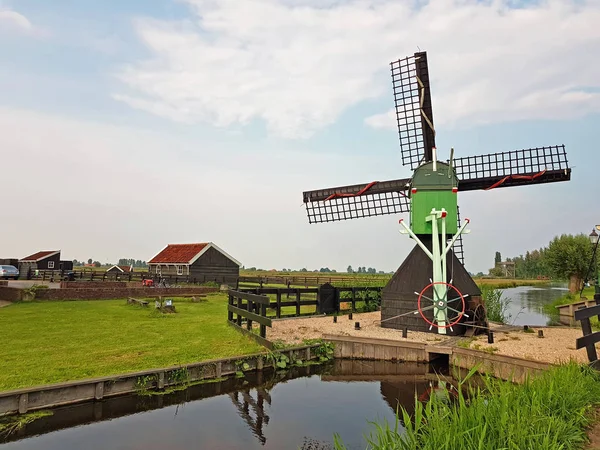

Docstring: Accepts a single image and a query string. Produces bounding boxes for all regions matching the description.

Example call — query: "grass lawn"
[0,294,263,392]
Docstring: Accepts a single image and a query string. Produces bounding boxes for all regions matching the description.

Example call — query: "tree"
[494,251,502,264]
[545,233,594,293]
[93,261,101,267]
[87,258,92,265]
[347,265,353,273]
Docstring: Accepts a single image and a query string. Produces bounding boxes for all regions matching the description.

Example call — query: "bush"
[480,285,511,324]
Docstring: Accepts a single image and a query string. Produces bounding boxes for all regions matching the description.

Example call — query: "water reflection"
[0,360,451,450]
[503,284,569,326]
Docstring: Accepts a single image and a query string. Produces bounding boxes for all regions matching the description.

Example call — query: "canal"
[502,283,569,326]
[0,360,453,450]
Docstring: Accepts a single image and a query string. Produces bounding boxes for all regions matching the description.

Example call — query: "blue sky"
[0,0,598,274]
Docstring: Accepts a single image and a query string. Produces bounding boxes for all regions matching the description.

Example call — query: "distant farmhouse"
[148,242,240,283]
[106,264,134,274]
[19,250,73,276]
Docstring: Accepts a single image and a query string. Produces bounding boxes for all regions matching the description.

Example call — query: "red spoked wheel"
[417,282,466,329]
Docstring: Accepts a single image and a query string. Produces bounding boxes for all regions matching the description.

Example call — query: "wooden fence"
[227,290,273,349]
[239,275,389,287]
[575,297,600,368]
[239,286,383,318]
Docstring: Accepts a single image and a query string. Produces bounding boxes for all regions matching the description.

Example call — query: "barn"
[19,250,61,275]
[148,242,240,284]
[18,251,72,277]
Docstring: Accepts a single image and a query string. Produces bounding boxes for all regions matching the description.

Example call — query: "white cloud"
[0,9,32,32]
[0,106,595,274]
[113,0,600,139]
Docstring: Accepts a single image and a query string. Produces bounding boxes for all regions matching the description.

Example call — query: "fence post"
[580,311,598,362]
[227,294,234,322]
[296,289,301,316]
[237,296,243,327]
[276,291,282,319]
[247,299,253,331]
[260,303,267,338]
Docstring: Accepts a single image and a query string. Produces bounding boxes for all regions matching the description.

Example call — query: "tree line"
[493,233,599,292]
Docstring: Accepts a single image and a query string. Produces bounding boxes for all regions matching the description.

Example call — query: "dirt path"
[0,301,12,308]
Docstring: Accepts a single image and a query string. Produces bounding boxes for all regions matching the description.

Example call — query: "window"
[177,265,184,276]
[48,261,55,269]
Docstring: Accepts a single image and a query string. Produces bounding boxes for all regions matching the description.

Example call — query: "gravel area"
[464,326,592,364]
[270,311,455,345]
[270,313,594,365]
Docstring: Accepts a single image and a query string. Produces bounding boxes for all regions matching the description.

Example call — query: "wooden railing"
[575,298,600,368]
[227,290,273,349]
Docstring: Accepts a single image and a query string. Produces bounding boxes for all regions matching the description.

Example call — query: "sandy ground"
[269,311,594,365]
[0,301,11,308]
[270,311,462,345]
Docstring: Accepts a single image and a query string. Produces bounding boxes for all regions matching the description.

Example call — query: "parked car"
[0,265,19,280]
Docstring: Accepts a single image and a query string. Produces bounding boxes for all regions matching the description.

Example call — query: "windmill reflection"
[228,387,271,445]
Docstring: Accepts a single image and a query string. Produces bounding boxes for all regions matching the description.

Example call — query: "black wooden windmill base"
[380,236,486,336]
[300,50,571,336]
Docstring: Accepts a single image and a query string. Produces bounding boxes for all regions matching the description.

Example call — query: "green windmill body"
[410,161,459,236]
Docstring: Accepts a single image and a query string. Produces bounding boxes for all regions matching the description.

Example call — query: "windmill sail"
[391,51,436,170]
[303,178,411,224]
[454,145,571,191]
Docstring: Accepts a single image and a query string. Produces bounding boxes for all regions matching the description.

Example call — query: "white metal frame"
[399,208,471,334]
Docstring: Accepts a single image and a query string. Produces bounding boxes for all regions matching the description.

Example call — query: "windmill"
[301,51,571,336]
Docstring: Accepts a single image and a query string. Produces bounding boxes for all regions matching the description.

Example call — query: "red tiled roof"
[20,251,59,262]
[118,265,132,272]
[149,243,209,264]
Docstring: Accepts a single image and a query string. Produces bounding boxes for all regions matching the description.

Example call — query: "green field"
[0,294,262,392]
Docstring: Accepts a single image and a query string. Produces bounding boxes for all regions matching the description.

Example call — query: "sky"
[0,0,598,274]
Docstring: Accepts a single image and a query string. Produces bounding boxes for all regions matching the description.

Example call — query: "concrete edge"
[0,344,322,416]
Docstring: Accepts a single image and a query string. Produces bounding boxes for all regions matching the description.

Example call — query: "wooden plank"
[228,305,272,327]
[271,301,318,308]
[228,290,270,305]
[574,304,600,321]
[228,322,273,349]
[579,318,598,362]
[576,331,600,349]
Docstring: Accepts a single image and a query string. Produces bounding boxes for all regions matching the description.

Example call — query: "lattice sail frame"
[391,52,436,170]
[454,145,569,190]
[304,192,411,224]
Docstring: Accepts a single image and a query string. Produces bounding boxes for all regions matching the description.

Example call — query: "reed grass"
[334,363,600,450]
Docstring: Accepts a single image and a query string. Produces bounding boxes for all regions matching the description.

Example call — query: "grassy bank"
[474,278,552,289]
[0,293,262,391]
[334,363,600,450]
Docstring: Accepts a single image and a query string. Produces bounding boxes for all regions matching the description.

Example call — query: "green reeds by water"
[334,363,600,450]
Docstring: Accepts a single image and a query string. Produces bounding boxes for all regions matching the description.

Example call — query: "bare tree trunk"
[569,275,582,294]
